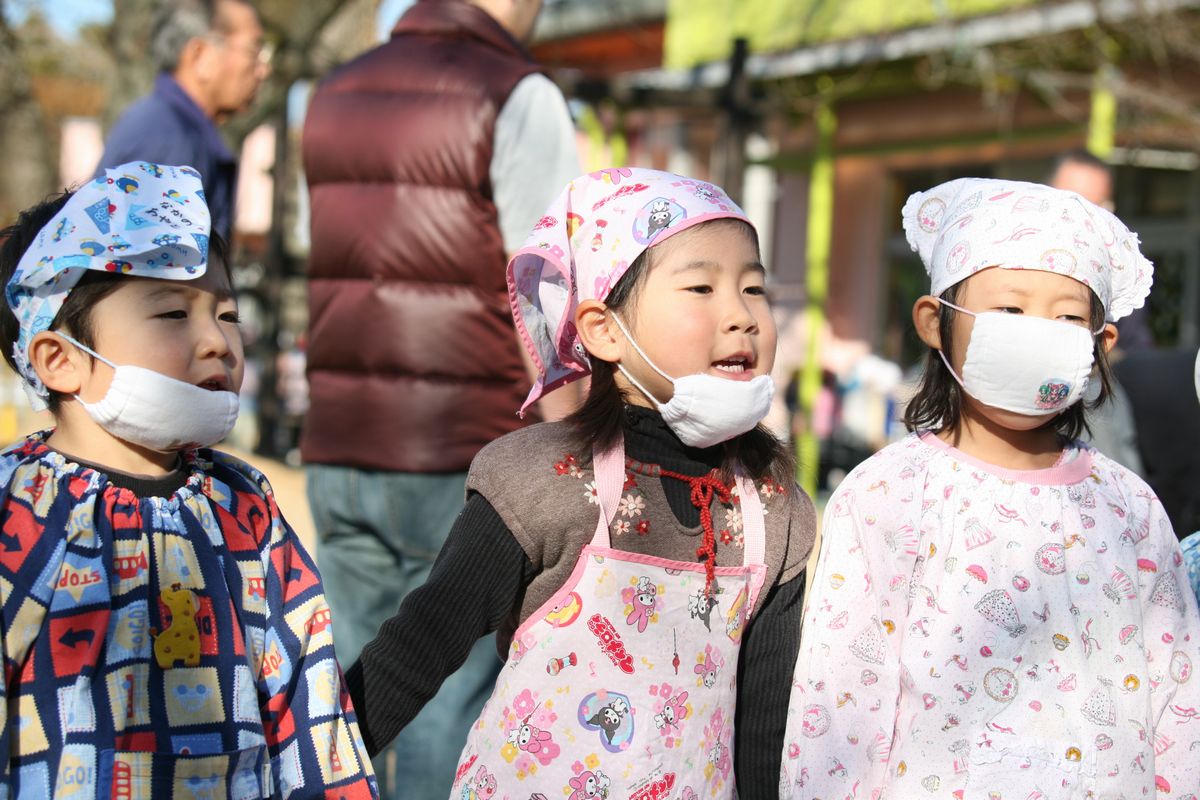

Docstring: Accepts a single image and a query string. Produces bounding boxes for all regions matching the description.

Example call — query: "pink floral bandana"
[902,177,1153,321]
[507,168,752,414]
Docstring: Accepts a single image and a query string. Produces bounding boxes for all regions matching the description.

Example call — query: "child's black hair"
[565,218,796,485]
[0,190,230,412]
[903,280,1115,441]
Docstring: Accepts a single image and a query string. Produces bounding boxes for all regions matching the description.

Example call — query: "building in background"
[530,0,1200,492]
[11,0,1199,486]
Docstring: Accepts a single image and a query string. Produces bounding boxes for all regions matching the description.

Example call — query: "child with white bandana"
[782,178,1200,798]
[0,163,376,797]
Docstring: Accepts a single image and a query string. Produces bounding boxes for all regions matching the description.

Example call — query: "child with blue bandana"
[0,163,376,798]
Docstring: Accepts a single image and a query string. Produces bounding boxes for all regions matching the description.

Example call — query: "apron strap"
[590,434,626,548]
[735,473,767,569]
[592,437,768,573]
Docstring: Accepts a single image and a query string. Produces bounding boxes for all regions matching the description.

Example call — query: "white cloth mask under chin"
[608,313,774,448]
[60,334,239,452]
[937,299,1102,417]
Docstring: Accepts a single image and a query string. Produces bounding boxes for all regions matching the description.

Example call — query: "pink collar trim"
[918,431,1094,485]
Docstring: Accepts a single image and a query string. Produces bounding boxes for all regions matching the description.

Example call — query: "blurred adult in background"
[1112,347,1200,538]
[301,0,580,795]
[1050,150,1200,536]
[1048,149,1144,474]
[1050,149,1155,352]
[96,0,269,239]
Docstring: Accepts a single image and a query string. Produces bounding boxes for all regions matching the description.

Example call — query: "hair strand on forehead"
[563,218,793,484]
[902,282,1115,441]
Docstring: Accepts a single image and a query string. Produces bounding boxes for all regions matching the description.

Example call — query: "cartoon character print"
[506,710,561,766]
[694,644,724,689]
[578,691,635,752]
[567,769,612,799]
[546,590,583,628]
[691,183,718,203]
[499,688,561,770]
[633,196,686,244]
[588,697,629,744]
[646,199,673,239]
[725,585,749,643]
[688,588,717,631]
[702,708,733,792]
[1035,380,1072,409]
[622,576,660,633]
[652,684,690,747]
[459,764,496,800]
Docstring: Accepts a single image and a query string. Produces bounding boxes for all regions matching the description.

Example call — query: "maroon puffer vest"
[301,0,542,473]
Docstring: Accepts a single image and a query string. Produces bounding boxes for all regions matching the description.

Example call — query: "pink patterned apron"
[450,438,767,800]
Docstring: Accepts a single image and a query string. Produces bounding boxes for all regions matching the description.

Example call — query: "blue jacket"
[97,75,237,239]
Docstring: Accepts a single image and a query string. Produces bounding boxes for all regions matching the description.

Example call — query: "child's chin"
[979,403,1062,432]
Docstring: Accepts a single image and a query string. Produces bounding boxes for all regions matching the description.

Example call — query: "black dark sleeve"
[734,570,806,799]
[343,493,534,756]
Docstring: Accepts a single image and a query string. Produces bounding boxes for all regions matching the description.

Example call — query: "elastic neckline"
[26,430,206,503]
[918,430,1093,485]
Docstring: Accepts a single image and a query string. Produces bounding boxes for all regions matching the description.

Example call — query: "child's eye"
[685,285,713,294]
[220,311,242,324]
[996,307,1023,314]
[744,285,767,297]
[157,310,187,320]
[1058,315,1086,323]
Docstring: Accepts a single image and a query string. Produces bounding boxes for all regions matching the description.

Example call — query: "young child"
[345,168,816,799]
[781,178,1200,798]
[0,163,376,798]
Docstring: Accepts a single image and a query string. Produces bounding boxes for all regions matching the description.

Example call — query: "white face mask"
[937,299,1101,417]
[60,334,239,452]
[609,313,775,448]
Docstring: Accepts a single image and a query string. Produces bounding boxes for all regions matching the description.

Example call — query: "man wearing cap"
[301,0,580,796]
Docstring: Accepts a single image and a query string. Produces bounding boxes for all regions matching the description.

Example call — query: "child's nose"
[723,296,759,334]
[198,320,235,359]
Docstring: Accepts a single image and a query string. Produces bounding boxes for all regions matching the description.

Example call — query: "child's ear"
[1098,322,1119,355]
[575,300,623,363]
[28,332,84,396]
[912,295,944,350]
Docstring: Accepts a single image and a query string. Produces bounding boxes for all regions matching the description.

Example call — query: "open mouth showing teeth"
[713,359,750,373]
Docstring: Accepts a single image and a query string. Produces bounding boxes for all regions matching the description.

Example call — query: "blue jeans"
[306,465,500,800]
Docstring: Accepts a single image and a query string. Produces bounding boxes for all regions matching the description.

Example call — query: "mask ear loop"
[53,332,120,405]
[55,332,117,370]
[934,298,970,388]
[944,295,1107,336]
[608,312,676,407]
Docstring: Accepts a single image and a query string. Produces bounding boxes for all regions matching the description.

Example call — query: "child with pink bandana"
[345,169,816,800]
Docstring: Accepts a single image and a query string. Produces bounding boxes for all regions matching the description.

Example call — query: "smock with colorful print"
[0,434,377,799]
[782,432,1200,799]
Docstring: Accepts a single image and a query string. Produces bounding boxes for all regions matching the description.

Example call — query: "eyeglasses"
[208,35,274,68]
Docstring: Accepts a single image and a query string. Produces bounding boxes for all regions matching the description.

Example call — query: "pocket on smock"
[964,739,1096,800]
[98,745,268,800]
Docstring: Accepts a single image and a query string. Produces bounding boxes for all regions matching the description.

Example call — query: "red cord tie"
[658,467,729,597]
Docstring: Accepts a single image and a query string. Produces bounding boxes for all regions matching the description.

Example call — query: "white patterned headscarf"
[902,177,1153,321]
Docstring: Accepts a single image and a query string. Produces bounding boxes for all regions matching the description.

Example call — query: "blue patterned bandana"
[7,161,211,406]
